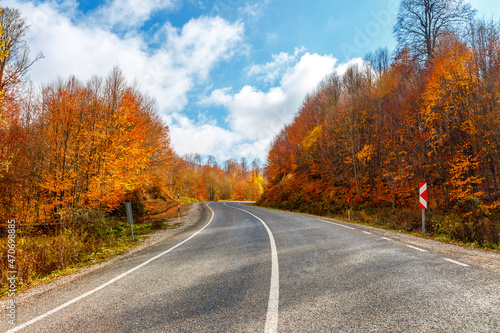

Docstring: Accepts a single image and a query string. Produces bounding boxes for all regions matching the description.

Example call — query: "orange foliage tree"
[0,68,175,222]
[261,25,500,236]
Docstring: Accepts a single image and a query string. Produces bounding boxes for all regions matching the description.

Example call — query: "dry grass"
[0,199,182,297]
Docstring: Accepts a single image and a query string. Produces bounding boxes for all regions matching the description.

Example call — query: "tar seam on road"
[224,203,280,333]
[6,204,216,333]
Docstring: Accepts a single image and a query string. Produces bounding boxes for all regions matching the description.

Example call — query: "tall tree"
[393,0,475,62]
[0,7,43,93]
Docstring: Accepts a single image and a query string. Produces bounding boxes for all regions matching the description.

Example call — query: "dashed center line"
[443,258,470,267]
[381,237,392,241]
[362,231,372,235]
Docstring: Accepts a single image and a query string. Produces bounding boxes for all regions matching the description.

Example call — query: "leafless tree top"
[393,0,476,63]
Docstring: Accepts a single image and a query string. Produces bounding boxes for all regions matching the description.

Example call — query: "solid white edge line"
[405,244,427,252]
[443,258,470,267]
[7,204,216,333]
[224,203,279,333]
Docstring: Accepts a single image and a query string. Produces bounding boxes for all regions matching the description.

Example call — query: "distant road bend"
[3,202,500,332]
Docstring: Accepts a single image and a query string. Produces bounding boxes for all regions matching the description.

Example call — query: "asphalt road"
[3,202,500,332]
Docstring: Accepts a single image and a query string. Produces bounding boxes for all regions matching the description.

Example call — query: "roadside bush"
[0,208,130,295]
[0,228,92,291]
[357,210,375,224]
[258,181,500,248]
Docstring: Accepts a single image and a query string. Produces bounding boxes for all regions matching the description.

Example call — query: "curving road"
[3,202,500,332]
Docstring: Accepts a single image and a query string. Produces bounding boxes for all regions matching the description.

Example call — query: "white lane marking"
[443,258,470,267]
[7,204,216,333]
[245,206,471,273]
[330,222,356,230]
[314,218,356,230]
[405,244,427,252]
[224,203,279,333]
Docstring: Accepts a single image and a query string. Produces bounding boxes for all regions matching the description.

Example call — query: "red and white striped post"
[419,182,427,236]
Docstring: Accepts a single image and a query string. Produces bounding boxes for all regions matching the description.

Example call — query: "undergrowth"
[0,205,178,297]
[259,191,500,250]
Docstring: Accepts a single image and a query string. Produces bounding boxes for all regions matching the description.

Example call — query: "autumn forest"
[1,0,500,293]
[260,1,500,247]
[0,6,264,289]
[0,8,265,225]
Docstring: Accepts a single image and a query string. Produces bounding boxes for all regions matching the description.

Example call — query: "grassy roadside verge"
[254,203,500,253]
[0,201,192,299]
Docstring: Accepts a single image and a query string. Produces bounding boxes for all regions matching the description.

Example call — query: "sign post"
[125,202,135,241]
[177,193,181,224]
[419,182,427,236]
[347,194,350,221]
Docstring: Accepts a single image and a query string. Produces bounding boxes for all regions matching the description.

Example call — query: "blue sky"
[4,0,500,164]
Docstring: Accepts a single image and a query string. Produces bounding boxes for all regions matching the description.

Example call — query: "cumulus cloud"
[165,113,243,161]
[4,0,243,113]
[165,111,273,163]
[95,0,178,29]
[206,51,340,141]
[3,0,363,162]
[140,16,244,111]
[247,46,306,83]
[161,16,243,79]
[200,51,364,161]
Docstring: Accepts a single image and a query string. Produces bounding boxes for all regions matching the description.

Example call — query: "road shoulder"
[317,215,500,274]
[251,204,500,274]
[1,202,210,307]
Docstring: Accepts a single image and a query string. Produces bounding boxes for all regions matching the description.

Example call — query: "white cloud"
[95,0,178,29]
[240,1,266,18]
[226,85,288,140]
[247,46,305,83]
[4,0,243,113]
[140,17,244,111]
[200,86,233,105]
[162,16,243,79]
[2,0,364,163]
[201,52,364,161]
[236,138,273,162]
[207,51,340,141]
[165,112,272,163]
[165,113,243,161]
[335,57,365,76]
